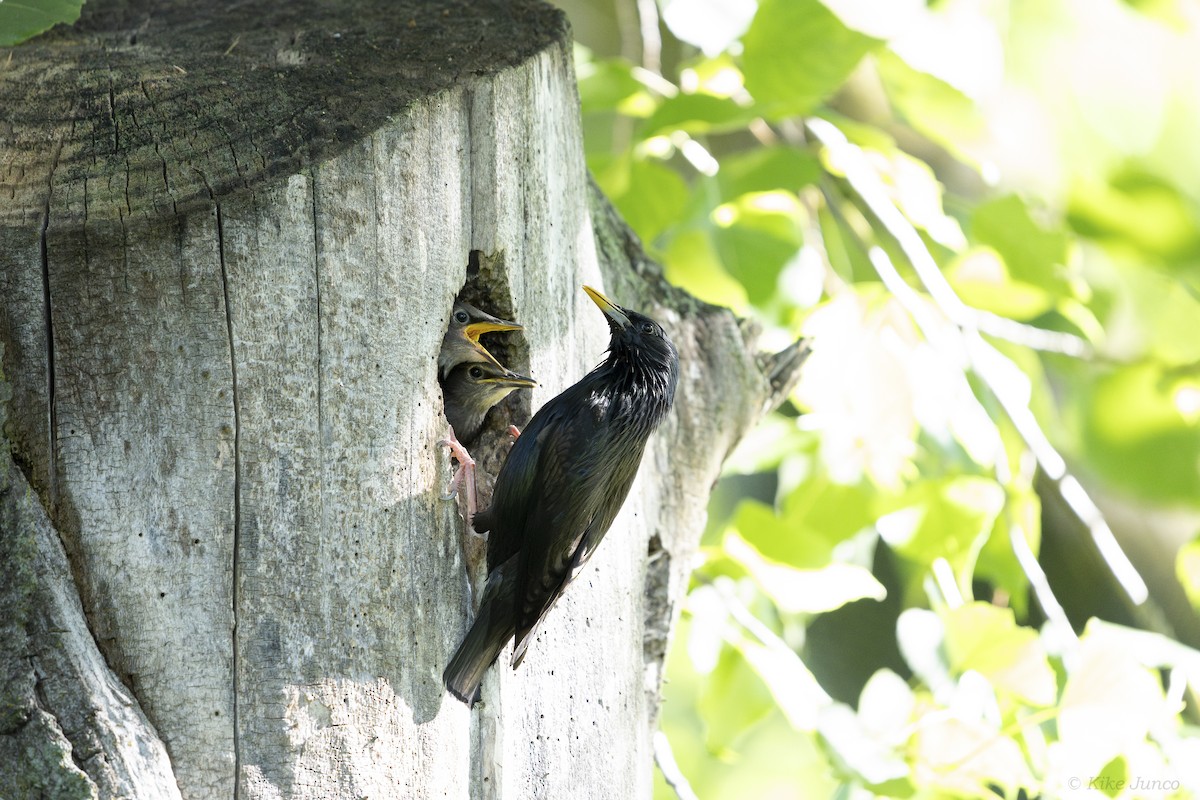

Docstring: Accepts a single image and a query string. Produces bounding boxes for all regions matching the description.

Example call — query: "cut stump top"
[0,0,568,229]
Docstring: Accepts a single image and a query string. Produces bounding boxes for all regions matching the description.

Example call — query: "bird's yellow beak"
[583,285,631,328]
[463,319,522,342]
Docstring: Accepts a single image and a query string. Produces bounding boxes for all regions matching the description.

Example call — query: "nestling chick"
[439,300,522,379]
[442,362,537,444]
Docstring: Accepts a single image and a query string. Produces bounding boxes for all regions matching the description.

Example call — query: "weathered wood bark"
[0,1,804,797]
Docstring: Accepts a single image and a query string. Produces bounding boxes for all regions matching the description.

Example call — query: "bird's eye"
[454,310,470,324]
[469,366,485,378]
[640,321,656,335]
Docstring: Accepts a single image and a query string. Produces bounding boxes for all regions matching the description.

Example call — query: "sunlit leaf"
[681,53,746,98]
[1083,618,1200,696]
[817,703,912,793]
[740,0,882,118]
[974,487,1040,617]
[946,248,1057,320]
[1117,264,1200,366]
[577,57,647,113]
[780,475,879,548]
[662,227,752,313]
[725,531,885,614]
[732,499,831,567]
[735,631,830,732]
[1095,756,1127,799]
[659,614,841,799]
[592,155,689,245]
[0,0,84,45]
[875,476,1006,586]
[1177,535,1200,612]
[1068,171,1200,265]
[817,205,878,284]
[638,93,757,138]
[943,603,1056,708]
[710,191,804,306]
[896,609,953,695]
[792,291,923,488]
[1058,621,1169,768]
[857,669,916,743]
[970,195,1072,296]
[698,642,777,753]
[1082,362,1200,503]
[911,713,1036,797]
[722,412,814,475]
[874,49,986,164]
[717,146,823,199]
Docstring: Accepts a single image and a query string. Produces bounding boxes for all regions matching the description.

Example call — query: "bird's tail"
[443,557,517,705]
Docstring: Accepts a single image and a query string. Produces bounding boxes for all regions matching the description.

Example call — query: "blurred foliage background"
[556,0,1200,797]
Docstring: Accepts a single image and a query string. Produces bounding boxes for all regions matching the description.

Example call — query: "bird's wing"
[509,406,646,665]
[479,400,565,570]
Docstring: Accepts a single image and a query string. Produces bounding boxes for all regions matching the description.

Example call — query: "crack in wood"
[215,202,243,799]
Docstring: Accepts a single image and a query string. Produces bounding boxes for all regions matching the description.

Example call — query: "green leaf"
[732,499,832,568]
[1068,171,1200,265]
[638,93,758,138]
[661,227,751,312]
[874,49,986,164]
[1114,263,1200,366]
[659,613,840,799]
[818,204,878,284]
[0,0,84,45]
[724,531,885,614]
[732,476,878,571]
[973,487,1040,618]
[710,192,804,306]
[698,642,777,753]
[946,248,1057,320]
[1095,757,1128,799]
[1176,535,1200,611]
[875,476,1006,588]
[911,711,1036,797]
[779,476,879,550]
[741,0,882,118]
[717,146,823,199]
[1082,362,1200,503]
[577,57,648,113]
[592,154,689,244]
[734,630,831,732]
[722,412,814,475]
[942,603,1056,707]
[817,704,912,793]
[1058,621,1169,768]
[970,195,1072,296]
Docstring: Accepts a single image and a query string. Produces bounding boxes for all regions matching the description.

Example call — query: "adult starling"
[438,300,522,379]
[440,362,536,521]
[443,285,679,704]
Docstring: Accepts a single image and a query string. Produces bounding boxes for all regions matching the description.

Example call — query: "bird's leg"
[439,426,478,531]
[507,424,521,440]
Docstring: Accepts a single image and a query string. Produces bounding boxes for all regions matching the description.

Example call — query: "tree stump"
[0,0,804,797]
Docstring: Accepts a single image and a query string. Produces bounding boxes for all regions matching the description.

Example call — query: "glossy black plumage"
[443,286,679,704]
[438,300,522,379]
[442,362,537,443]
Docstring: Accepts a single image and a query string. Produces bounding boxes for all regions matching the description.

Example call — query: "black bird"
[440,362,536,521]
[439,300,522,379]
[443,285,679,704]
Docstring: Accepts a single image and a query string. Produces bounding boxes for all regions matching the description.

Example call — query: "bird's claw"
[439,426,478,528]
